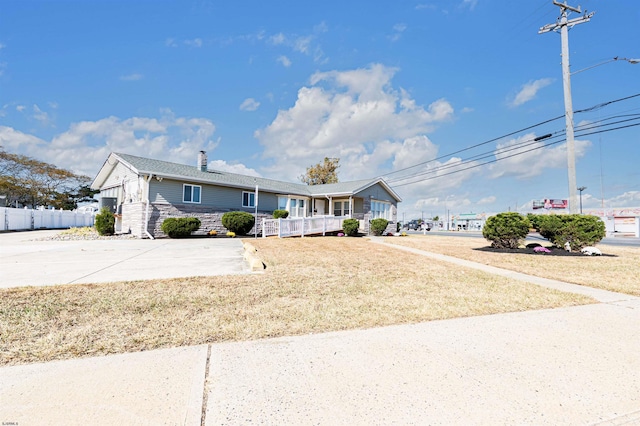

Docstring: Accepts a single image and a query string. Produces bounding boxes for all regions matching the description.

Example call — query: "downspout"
[144,174,155,239]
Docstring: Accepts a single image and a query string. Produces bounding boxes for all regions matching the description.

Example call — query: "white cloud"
[184,38,203,48]
[461,0,478,11]
[255,63,454,183]
[269,33,286,45]
[277,55,292,67]
[16,105,26,112]
[294,36,312,54]
[165,38,178,47]
[0,126,47,152]
[510,78,554,107]
[1,110,219,177]
[477,196,496,205]
[239,98,260,112]
[208,160,260,177]
[389,23,407,42]
[120,73,143,81]
[33,104,51,126]
[604,191,640,208]
[489,132,591,179]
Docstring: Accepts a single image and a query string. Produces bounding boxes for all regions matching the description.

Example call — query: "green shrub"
[221,211,255,235]
[94,207,115,236]
[370,218,389,236]
[536,214,605,251]
[161,217,201,238]
[342,218,360,236]
[482,212,530,249]
[534,214,563,241]
[526,213,542,230]
[273,209,289,219]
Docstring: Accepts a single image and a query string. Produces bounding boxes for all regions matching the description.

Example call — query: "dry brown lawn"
[384,234,640,296]
[0,237,593,366]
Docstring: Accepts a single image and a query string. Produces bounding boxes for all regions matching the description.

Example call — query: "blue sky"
[1,0,639,219]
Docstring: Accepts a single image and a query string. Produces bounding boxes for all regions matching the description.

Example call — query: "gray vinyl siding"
[149,178,279,212]
[354,183,398,207]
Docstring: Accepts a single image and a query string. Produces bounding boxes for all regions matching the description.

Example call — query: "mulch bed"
[473,246,616,257]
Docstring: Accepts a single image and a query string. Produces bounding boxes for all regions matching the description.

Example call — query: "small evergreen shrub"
[526,213,542,230]
[161,217,201,238]
[342,218,360,236]
[94,207,115,236]
[221,211,255,235]
[482,212,530,249]
[370,218,389,236]
[536,214,605,251]
[273,209,289,219]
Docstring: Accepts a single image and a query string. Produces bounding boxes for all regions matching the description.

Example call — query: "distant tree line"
[0,146,97,210]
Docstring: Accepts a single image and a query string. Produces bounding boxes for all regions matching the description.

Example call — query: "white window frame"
[277,195,308,218]
[371,200,391,219]
[242,191,256,208]
[333,199,351,217]
[183,184,201,204]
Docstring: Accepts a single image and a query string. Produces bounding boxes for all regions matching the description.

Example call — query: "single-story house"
[91,152,402,238]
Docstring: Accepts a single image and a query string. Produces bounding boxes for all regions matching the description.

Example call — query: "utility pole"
[539,1,594,214]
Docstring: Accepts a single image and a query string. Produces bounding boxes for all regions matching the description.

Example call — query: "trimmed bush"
[342,218,360,236]
[161,217,201,238]
[535,214,605,251]
[273,209,289,219]
[482,212,530,249]
[221,211,255,235]
[370,218,389,236]
[94,207,115,236]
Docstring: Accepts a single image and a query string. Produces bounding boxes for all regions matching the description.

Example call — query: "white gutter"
[143,174,155,240]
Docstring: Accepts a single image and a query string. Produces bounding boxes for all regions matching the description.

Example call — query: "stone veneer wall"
[121,202,147,238]
[148,203,270,238]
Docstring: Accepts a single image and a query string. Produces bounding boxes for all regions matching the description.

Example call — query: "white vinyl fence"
[0,207,96,231]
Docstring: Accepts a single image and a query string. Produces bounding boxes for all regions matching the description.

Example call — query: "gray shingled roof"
[95,152,401,201]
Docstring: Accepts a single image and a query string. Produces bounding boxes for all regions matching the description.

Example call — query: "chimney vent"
[198,151,207,172]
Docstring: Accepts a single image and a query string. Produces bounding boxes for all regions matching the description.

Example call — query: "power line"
[381,93,640,185]
[388,119,640,188]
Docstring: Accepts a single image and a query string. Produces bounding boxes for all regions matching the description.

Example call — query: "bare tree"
[0,147,93,209]
[299,157,340,186]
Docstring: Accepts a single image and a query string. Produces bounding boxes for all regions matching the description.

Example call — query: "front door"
[314,199,325,215]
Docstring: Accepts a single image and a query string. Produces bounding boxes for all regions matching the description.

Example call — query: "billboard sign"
[533,199,568,210]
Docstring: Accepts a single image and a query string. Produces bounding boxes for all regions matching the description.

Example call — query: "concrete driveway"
[0,230,254,288]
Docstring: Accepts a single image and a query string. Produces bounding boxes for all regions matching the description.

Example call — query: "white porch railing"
[262,216,348,238]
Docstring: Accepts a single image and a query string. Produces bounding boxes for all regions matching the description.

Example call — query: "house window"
[183,184,201,203]
[277,196,307,217]
[242,191,255,208]
[278,196,288,210]
[333,200,350,217]
[371,200,390,219]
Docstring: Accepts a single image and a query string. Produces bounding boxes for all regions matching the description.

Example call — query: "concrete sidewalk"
[1,233,639,424]
[0,230,254,288]
[2,300,639,425]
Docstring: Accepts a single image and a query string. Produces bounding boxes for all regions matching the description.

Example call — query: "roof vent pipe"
[198,151,207,172]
